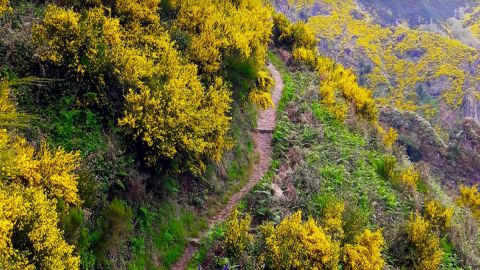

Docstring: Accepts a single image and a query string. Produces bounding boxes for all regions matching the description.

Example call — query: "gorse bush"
[457,184,480,221]
[0,84,80,269]
[0,183,80,270]
[224,210,253,257]
[32,0,274,175]
[0,0,9,15]
[405,213,443,270]
[0,129,81,206]
[272,12,317,51]
[343,229,385,270]
[171,0,273,75]
[250,70,275,109]
[424,199,453,233]
[259,211,340,269]
[316,56,378,122]
[32,5,122,81]
[320,199,345,240]
[0,80,30,128]
[379,127,398,150]
[398,166,420,192]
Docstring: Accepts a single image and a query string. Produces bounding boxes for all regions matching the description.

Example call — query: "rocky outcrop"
[380,106,446,163]
[462,89,480,124]
[448,118,480,183]
[380,106,480,184]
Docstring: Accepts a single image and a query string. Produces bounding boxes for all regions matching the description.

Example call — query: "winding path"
[171,63,284,270]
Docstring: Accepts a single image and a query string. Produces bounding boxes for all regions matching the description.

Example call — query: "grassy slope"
[192,52,476,269]
[247,52,410,248]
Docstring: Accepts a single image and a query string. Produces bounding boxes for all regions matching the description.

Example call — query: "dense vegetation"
[1,0,480,269]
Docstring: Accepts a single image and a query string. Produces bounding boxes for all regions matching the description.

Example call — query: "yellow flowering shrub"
[0,80,14,113]
[293,46,317,66]
[256,70,274,91]
[37,143,81,205]
[0,183,79,270]
[114,0,160,23]
[119,71,232,175]
[249,88,274,109]
[405,213,443,270]
[378,126,398,150]
[457,185,480,221]
[172,0,273,74]
[224,210,254,256]
[32,5,122,78]
[0,84,79,269]
[424,199,453,232]
[0,80,29,128]
[0,129,80,206]
[32,5,80,66]
[272,12,291,43]
[398,166,419,192]
[259,211,340,269]
[316,56,378,122]
[250,70,274,109]
[272,13,317,51]
[320,200,345,240]
[34,4,234,175]
[343,229,385,270]
[0,0,9,15]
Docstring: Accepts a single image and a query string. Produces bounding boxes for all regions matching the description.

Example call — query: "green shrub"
[375,154,397,180]
[95,198,133,265]
[59,206,84,245]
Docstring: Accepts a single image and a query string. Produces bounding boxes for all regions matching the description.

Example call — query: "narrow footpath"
[171,63,284,270]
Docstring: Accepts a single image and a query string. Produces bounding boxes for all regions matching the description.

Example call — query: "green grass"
[268,51,295,113]
[129,202,208,270]
[187,224,225,270]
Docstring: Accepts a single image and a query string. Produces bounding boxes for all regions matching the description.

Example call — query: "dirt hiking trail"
[171,63,284,270]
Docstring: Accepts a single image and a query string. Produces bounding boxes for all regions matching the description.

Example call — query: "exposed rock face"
[463,90,480,123]
[380,106,446,163]
[448,118,480,182]
[380,106,480,183]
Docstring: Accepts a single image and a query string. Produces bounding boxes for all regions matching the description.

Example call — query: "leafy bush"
[405,213,444,270]
[457,185,480,221]
[259,211,340,269]
[224,210,254,258]
[424,199,453,233]
[0,183,80,270]
[343,229,385,270]
[398,166,420,192]
[58,202,84,245]
[95,198,133,264]
[316,56,378,122]
[375,154,397,180]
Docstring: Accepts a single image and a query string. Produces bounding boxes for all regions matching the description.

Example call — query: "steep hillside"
[190,51,480,270]
[1,1,480,270]
[357,0,469,26]
[273,0,480,183]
